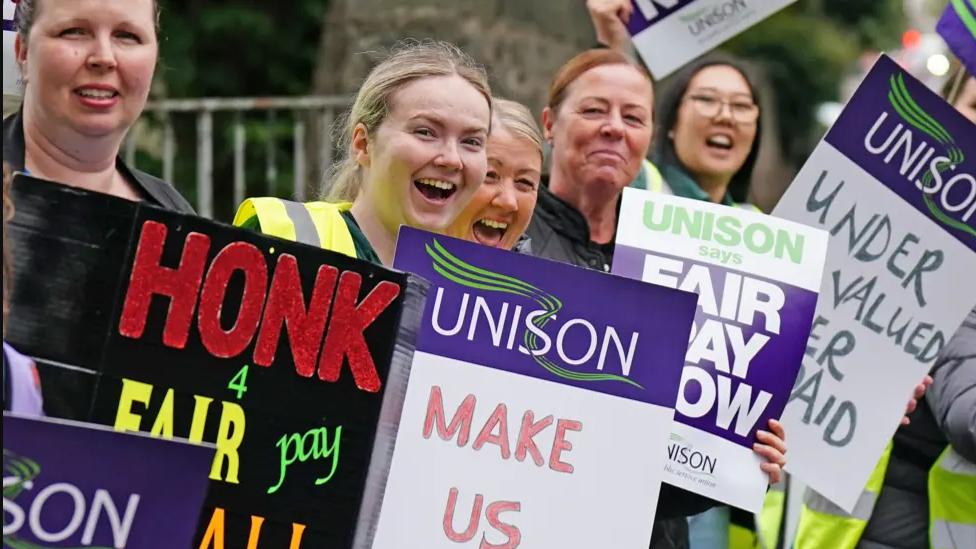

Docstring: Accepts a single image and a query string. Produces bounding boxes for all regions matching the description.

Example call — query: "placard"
[3,413,214,549]
[772,54,976,512]
[612,188,828,512]
[3,0,23,99]
[5,175,429,548]
[627,0,798,79]
[367,227,699,549]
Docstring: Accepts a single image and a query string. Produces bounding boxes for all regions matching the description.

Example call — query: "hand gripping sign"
[772,54,976,513]
[612,188,829,512]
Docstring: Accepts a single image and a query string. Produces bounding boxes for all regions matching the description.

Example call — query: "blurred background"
[120,0,959,220]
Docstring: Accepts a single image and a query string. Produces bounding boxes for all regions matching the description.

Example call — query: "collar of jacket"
[2,108,175,208]
[658,161,735,206]
[534,175,621,247]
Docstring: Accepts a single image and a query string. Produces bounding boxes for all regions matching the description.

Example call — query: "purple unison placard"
[613,247,819,448]
[612,188,829,511]
[825,54,976,250]
[3,413,214,549]
[392,226,699,410]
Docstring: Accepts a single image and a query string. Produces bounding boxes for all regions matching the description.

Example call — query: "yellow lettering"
[291,524,306,549]
[246,516,265,549]
[199,508,225,549]
[114,378,152,432]
[210,401,245,484]
[189,395,214,442]
[150,388,175,438]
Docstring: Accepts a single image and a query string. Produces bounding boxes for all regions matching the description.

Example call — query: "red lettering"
[482,500,522,549]
[443,487,482,543]
[423,386,475,446]
[549,419,582,474]
[119,220,400,393]
[514,411,553,467]
[473,404,511,459]
[254,255,338,375]
[317,273,400,392]
[197,242,267,358]
[119,221,210,348]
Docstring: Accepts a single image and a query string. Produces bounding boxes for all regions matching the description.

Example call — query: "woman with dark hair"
[649,54,762,208]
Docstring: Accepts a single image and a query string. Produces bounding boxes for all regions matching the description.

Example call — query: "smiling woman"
[2,0,192,212]
[234,41,493,266]
[446,98,543,252]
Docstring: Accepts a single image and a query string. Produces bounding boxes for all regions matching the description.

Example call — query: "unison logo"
[426,239,643,388]
[3,450,140,548]
[677,0,748,37]
[864,72,975,237]
[667,433,717,476]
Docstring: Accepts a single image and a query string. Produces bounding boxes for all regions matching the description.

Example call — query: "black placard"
[7,175,428,548]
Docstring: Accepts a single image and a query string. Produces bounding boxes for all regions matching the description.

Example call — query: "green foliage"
[723,0,907,167]
[147,0,330,219]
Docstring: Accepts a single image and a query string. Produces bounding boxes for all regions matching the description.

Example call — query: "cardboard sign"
[3,0,22,99]
[772,54,976,512]
[6,175,428,549]
[3,413,214,549]
[366,227,699,549]
[626,0,798,78]
[611,188,828,512]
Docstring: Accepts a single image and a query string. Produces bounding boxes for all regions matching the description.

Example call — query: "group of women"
[3,0,969,549]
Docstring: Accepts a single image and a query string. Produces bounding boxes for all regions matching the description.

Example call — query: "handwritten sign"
[3,413,214,549]
[366,227,699,549]
[772,54,976,512]
[611,188,828,512]
[3,0,22,99]
[5,175,429,548]
[626,0,797,78]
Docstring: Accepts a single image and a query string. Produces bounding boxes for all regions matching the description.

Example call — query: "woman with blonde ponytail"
[234,40,493,265]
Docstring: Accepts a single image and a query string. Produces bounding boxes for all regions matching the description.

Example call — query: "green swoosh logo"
[887,74,976,238]
[3,451,117,549]
[426,238,643,388]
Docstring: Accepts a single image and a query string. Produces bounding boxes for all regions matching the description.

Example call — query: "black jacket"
[3,110,195,420]
[524,180,720,549]
[3,110,195,214]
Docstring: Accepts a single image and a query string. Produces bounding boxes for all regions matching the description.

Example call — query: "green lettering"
[641,200,805,263]
[268,426,343,494]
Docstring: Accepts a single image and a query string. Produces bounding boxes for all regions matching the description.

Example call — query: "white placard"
[772,55,976,512]
[613,188,829,512]
[627,0,798,79]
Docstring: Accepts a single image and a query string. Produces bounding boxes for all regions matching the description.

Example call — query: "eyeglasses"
[685,94,759,123]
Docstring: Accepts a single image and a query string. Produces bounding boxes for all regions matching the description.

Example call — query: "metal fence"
[123,95,350,219]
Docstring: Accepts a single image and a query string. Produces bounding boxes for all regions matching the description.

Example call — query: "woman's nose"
[600,112,626,138]
[492,183,519,212]
[86,37,118,70]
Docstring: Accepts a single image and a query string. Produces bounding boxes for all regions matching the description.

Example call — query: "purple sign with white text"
[824,55,976,251]
[392,227,699,409]
[2,413,214,549]
[612,246,818,448]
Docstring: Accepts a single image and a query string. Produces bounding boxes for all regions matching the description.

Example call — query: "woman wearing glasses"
[647,54,763,211]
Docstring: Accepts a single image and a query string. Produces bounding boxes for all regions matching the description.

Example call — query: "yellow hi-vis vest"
[643,159,761,213]
[233,197,358,258]
[794,444,976,549]
[729,480,788,549]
